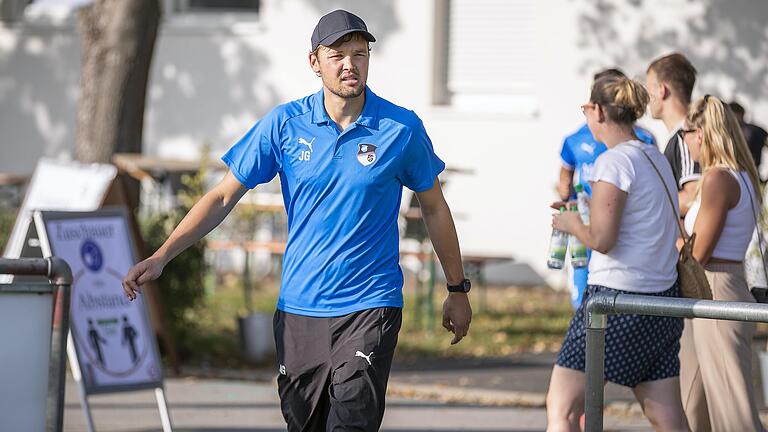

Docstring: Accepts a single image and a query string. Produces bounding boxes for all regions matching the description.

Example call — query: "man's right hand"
[123,256,165,301]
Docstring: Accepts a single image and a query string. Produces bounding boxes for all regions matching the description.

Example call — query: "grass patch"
[174,276,573,367]
[0,207,17,253]
[396,286,572,360]
[175,274,278,368]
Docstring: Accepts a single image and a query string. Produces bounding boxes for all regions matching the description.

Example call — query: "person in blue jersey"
[122,9,472,432]
[557,68,656,309]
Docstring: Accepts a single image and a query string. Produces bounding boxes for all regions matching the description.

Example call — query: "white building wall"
[1,0,767,287]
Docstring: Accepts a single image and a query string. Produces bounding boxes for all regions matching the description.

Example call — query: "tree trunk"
[75,0,160,165]
[74,0,181,373]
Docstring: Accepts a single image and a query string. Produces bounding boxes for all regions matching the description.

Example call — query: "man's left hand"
[442,292,472,345]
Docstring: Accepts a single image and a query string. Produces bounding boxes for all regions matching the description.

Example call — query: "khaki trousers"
[679,262,765,432]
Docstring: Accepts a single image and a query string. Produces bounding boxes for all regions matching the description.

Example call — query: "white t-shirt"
[587,140,679,293]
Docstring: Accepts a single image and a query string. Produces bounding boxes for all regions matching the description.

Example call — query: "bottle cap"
[571,205,579,212]
[559,206,567,213]
[574,184,584,193]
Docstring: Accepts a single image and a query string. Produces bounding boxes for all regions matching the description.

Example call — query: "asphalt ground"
[61,342,768,431]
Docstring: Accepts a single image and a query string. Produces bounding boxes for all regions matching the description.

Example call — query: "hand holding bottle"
[568,206,589,268]
[547,206,569,269]
[549,200,575,210]
[552,208,583,235]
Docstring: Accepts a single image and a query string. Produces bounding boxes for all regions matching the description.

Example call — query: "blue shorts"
[556,284,683,388]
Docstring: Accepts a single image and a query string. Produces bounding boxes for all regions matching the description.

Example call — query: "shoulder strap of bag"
[630,144,687,241]
[738,171,768,286]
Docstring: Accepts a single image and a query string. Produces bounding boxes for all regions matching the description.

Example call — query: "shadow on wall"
[146,0,400,158]
[573,0,768,103]
[145,27,279,158]
[0,26,81,174]
[0,0,401,172]
[294,0,400,46]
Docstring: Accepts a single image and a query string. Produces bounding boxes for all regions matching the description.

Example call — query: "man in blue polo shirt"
[123,9,472,431]
[557,68,656,310]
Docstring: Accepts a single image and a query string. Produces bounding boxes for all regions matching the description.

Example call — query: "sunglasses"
[580,103,597,115]
[677,128,697,139]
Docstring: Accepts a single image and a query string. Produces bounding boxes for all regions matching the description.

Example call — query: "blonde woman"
[679,95,765,432]
[546,75,688,431]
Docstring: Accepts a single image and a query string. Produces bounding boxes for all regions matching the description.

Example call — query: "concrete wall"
[1,0,767,287]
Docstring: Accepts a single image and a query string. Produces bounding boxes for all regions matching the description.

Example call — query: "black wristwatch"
[447,278,471,293]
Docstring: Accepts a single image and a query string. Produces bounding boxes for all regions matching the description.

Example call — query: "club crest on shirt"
[357,143,377,166]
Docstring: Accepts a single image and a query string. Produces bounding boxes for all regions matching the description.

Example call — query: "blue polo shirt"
[560,123,655,197]
[222,87,445,317]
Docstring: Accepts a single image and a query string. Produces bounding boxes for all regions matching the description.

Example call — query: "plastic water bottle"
[575,184,590,225]
[569,206,589,268]
[547,206,568,269]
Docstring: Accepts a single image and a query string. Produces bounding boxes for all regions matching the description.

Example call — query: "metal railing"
[584,290,768,431]
[0,257,72,432]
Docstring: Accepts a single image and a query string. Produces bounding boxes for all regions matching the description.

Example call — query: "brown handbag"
[676,233,713,299]
[634,145,712,299]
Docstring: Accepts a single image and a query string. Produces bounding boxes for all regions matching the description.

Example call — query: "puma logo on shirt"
[355,351,373,365]
[298,137,315,152]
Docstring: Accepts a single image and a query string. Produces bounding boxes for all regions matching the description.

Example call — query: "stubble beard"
[323,76,366,99]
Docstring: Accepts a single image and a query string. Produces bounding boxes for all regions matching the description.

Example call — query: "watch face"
[448,279,471,292]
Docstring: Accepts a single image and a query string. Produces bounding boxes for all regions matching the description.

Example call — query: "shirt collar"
[310,86,380,130]
[355,87,380,130]
[670,120,685,143]
[310,89,331,125]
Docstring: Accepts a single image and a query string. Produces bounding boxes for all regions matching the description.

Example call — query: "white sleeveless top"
[684,169,758,261]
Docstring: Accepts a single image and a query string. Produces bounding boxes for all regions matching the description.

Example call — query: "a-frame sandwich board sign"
[33,208,172,432]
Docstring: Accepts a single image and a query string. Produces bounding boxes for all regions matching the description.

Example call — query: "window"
[0,0,31,22]
[162,0,261,32]
[433,0,538,115]
[170,0,260,13]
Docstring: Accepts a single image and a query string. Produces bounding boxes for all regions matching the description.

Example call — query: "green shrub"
[140,210,207,358]
[139,162,209,360]
[0,208,17,253]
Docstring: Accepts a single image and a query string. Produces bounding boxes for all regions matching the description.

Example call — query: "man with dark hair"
[646,53,699,215]
[648,52,720,432]
[557,68,655,309]
[123,9,472,431]
[729,101,767,175]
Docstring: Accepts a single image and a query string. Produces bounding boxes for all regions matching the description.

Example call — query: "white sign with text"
[37,210,162,393]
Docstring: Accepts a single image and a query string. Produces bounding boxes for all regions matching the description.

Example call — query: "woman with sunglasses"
[678,95,764,432]
[546,75,688,431]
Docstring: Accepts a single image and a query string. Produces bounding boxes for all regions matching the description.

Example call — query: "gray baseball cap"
[311,10,376,52]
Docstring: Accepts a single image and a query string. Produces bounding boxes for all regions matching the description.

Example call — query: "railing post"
[582,291,768,432]
[585,309,606,431]
[0,257,72,432]
[45,257,73,432]
[584,291,617,432]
